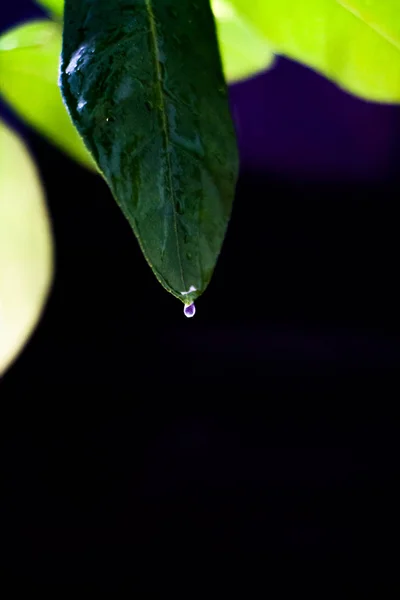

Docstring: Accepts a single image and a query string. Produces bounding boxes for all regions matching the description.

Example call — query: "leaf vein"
[145,0,186,293]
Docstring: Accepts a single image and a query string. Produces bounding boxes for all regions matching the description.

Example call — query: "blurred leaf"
[338,0,400,49]
[35,0,64,19]
[211,0,275,81]
[0,20,95,169]
[0,120,53,376]
[229,0,400,102]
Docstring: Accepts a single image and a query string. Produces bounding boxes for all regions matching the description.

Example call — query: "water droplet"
[186,252,192,260]
[77,98,87,112]
[184,303,196,318]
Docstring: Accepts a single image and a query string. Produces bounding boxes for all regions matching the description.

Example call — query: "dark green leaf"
[37,0,275,82]
[60,0,238,308]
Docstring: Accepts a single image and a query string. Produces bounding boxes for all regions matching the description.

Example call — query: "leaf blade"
[229,0,400,103]
[0,120,53,376]
[338,0,400,50]
[0,20,95,169]
[34,0,275,83]
[211,0,275,81]
[44,0,400,101]
[60,0,239,305]
[35,0,64,19]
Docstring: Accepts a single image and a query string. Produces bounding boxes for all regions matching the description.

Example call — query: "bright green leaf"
[35,0,64,19]
[212,0,275,81]
[60,0,239,309]
[338,0,400,50]
[229,0,400,102]
[0,120,53,376]
[0,20,95,169]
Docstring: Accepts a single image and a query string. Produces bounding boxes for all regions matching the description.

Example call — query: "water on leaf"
[184,302,196,318]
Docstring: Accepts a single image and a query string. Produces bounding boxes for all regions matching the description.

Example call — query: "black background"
[1,1,399,593]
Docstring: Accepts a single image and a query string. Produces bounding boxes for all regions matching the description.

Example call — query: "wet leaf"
[36,0,275,83]
[0,20,95,168]
[0,121,53,376]
[60,0,239,307]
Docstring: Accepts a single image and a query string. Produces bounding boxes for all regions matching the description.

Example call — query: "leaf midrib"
[144,0,187,294]
[225,0,400,58]
[336,0,400,53]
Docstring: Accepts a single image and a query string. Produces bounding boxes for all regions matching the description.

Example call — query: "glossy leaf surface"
[0,121,53,376]
[60,0,239,305]
[37,0,274,82]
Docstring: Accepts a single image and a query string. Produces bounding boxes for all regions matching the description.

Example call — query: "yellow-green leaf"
[0,121,53,376]
[229,0,400,102]
[35,0,64,19]
[0,20,95,168]
[338,0,400,50]
[212,0,275,81]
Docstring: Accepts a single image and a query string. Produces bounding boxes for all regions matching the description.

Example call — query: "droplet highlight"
[184,302,196,318]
